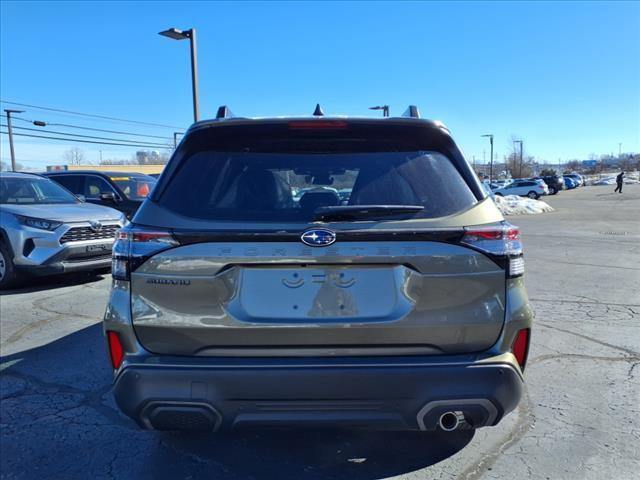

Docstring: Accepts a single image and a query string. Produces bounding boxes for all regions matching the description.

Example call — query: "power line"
[0,100,185,129]
[1,124,170,148]
[1,131,171,149]
[12,116,178,140]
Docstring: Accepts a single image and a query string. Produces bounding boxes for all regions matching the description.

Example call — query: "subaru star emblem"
[301,229,336,247]
[89,220,103,232]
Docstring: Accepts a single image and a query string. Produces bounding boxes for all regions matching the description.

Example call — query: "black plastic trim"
[113,360,523,431]
[171,228,466,245]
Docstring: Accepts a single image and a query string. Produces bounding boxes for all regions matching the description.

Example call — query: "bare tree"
[63,147,85,165]
[0,160,24,171]
[564,160,582,173]
[620,157,635,172]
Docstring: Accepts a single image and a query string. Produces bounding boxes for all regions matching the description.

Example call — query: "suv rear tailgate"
[130,239,505,356]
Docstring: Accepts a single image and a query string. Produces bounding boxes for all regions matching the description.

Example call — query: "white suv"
[493,179,548,199]
[0,172,126,288]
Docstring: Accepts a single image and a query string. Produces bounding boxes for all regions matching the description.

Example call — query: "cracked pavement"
[1,185,639,479]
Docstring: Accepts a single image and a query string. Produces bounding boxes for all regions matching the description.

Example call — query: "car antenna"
[402,105,420,118]
[215,106,234,119]
[313,104,324,116]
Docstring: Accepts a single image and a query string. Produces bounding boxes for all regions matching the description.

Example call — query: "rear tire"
[549,186,556,195]
[0,242,20,290]
[527,191,539,199]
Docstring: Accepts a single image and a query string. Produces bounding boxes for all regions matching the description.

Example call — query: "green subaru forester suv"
[104,106,532,432]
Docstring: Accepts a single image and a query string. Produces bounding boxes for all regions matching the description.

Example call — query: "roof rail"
[402,105,420,119]
[215,105,235,119]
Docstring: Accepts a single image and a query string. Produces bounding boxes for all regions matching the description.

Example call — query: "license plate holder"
[234,266,407,322]
[85,244,109,253]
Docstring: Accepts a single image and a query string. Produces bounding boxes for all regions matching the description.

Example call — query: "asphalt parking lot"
[1,185,639,480]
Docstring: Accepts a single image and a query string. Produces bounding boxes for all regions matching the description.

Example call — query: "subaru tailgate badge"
[301,229,336,247]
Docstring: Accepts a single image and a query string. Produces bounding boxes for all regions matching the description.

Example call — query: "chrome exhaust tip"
[438,411,467,431]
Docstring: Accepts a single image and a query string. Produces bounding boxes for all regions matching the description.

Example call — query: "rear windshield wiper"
[313,205,424,221]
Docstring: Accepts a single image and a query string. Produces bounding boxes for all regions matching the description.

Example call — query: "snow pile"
[493,194,554,215]
[591,176,640,186]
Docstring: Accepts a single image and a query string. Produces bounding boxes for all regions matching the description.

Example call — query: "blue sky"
[1,1,639,169]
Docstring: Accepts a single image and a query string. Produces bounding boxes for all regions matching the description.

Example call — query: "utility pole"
[99,150,103,163]
[173,132,182,149]
[481,134,494,182]
[4,109,24,171]
[618,143,622,158]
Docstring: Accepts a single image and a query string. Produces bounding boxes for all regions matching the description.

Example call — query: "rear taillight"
[107,331,124,369]
[512,328,530,370]
[461,224,524,277]
[111,226,178,281]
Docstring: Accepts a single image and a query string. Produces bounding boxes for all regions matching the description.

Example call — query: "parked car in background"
[492,179,512,188]
[0,172,126,288]
[43,171,156,219]
[493,179,548,199]
[563,174,584,187]
[531,175,564,195]
[104,111,532,433]
[563,176,578,189]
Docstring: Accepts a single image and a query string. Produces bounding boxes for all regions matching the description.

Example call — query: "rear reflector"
[107,331,124,369]
[512,328,530,370]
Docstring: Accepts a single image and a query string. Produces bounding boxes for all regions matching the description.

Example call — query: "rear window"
[157,151,477,222]
[109,175,156,201]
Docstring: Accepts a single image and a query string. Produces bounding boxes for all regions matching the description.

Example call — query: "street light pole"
[159,27,200,122]
[188,29,200,122]
[4,109,24,171]
[481,134,494,182]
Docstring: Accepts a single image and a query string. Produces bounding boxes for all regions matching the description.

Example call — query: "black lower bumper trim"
[16,257,111,276]
[113,361,523,431]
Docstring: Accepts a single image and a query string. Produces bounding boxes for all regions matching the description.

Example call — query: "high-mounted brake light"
[107,331,124,369]
[461,224,524,277]
[512,328,530,370]
[289,121,348,130]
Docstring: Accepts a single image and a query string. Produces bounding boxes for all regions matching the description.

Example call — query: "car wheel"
[0,242,19,289]
[527,191,539,199]
[549,187,556,195]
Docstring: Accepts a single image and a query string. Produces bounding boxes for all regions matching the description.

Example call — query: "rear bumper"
[112,355,524,432]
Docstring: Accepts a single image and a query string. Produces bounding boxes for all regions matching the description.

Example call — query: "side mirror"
[76,194,86,202]
[100,191,118,202]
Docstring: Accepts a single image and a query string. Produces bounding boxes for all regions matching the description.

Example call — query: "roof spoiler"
[402,105,420,119]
